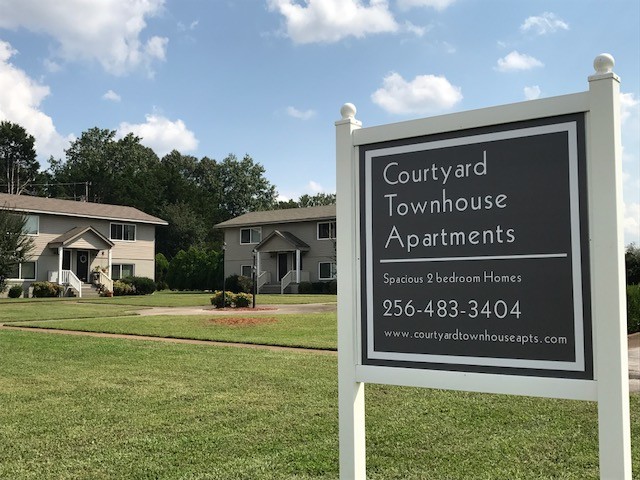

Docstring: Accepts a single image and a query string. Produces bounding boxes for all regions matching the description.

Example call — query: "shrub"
[225,274,253,294]
[130,276,156,295]
[113,280,134,296]
[167,247,223,291]
[328,280,338,295]
[156,280,169,291]
[234,292,253,307]
[8,285,23,298]
[210,290,233,308]
[628,284,640,334]
[298,281,313,294]
[31,281,62,298]
[210,291,254,308]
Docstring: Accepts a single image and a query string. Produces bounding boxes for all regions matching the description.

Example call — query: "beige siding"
[20,213,158,284]
[223,220,336,283]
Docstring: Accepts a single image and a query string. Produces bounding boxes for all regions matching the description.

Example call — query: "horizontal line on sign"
[379,253,568,264]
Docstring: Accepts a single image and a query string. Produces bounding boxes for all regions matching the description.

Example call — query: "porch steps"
[68,283,101,298]
[258,283,296,294]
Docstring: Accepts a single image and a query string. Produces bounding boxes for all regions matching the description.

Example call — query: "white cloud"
[0,40,71,160]
[524,85,541,100]
[371,72,463,115]
[307,180,323,193]
[117,114,198,157]
[0,0,168,75]
[43,58,62,73]
[277,180,331,202]
[496,51,544,72]
[403,21,427,37]
[102,90,121,102]
[286,106,316,120]
[177,20,199,32]
[624,202,640,245]
[620,92,639,125]
[267,0,398,44]
[520,12,569,35]
[397,0,456,11]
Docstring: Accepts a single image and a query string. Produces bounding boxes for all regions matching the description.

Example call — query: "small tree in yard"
[0,208,34,292]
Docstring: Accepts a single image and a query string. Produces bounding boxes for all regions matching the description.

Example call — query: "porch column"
[58,246,63,283]
[256,251,261,277]
[108,249,112,277]
[296,249,301,283]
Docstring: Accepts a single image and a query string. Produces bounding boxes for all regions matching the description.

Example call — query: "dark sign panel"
[359,115,592,379]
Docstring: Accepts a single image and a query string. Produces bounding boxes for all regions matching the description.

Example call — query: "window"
[240,227,261,244]
[318,262,337,280]
[317,221,337,240]
[9,261,36,280]
[23,215,39,235]
[112,264,134,280]
[110,223,136,241]
[241,265,253,277]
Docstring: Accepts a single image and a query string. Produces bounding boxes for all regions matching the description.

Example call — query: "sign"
[359,115,592,379]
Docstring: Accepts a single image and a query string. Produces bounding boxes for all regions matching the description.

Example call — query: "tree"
[0,209,34,292]
[49,128,160,210]
[298,192,336,207]
[0,121,39,194]
[214,154,277,218]
[276,192,336,209]
[626,243,640,285]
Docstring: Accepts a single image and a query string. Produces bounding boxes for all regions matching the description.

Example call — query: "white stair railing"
[257,271,271,291]
[62,270,83,298]
[280,270,295,294]
[98,271,113,293]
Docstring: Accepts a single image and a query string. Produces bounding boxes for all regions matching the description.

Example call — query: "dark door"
[76,250,89,283]
[278,253,288,281]
[62,250,71,270]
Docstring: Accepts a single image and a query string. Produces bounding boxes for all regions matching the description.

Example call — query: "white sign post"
[336,55,631,479]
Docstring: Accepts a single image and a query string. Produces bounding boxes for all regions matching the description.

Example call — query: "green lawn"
[16,313,338,350]
[73,291,337,307]
[0,330,638,479]
[0,302,138,322]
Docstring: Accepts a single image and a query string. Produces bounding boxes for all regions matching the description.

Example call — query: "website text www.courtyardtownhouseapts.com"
[384,329,568,346]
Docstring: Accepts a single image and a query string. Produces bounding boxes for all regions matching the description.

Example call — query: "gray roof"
[215,205,336,229]
[0,193,168,225]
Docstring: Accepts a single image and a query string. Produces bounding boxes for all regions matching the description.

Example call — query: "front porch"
[254,230,310,294]
[47,226,115,297]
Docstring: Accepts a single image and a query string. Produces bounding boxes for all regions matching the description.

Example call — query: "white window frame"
[240,227,262,245]
[317,221,337,240]
[23,215,39,236]
[8,261,37,280]
[318,261,337,280]
[241,265,253,277]
[112,264,135,280]
[110,222,136,242]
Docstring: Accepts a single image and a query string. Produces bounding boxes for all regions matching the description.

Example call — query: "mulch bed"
[207,317,278,326]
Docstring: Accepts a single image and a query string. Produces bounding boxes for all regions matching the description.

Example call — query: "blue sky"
[0,0,638,243]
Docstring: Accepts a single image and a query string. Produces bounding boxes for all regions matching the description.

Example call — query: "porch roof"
[48,226,114,250]
[255,230,310,253]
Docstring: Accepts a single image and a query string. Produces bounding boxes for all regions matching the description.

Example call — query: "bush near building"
[31,282,63,298]
[8,285,23,298]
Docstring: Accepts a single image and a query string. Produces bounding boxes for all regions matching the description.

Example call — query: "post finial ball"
[340,103,357,120]
[593,53,615,74]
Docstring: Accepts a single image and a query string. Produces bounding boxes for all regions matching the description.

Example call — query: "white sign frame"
[336,55,631,479]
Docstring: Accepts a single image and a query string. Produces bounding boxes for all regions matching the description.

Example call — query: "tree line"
[0,121,335,259]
